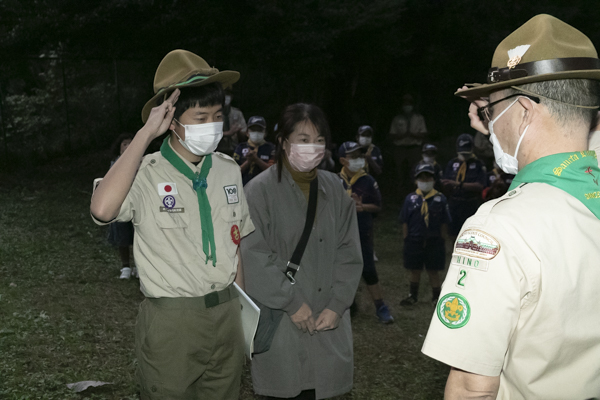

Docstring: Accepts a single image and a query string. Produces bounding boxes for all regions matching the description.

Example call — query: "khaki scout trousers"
[135,288,244,400]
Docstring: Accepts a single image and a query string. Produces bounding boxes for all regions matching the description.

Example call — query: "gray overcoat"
[241,165,363,399]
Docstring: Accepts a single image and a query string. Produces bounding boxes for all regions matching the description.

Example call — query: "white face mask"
[417,180,434,193]
[358,136,372,146]
[248,131,265,144]
[488,97,529,175]
[174,121,223,156]
[423,155,435,163]
[287,143,326,172]
[347,157,365,172]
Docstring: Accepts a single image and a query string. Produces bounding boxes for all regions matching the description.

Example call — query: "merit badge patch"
[455,229,500,260]
[224,185,239,204]
[163,195,176,209]
[231,225,241,245]
[158,182,178,196]
[437,293,471,329]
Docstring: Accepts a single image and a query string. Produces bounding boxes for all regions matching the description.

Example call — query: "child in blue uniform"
[233,115,275,185]
[356,125,383,176]
[441,134,487,236]
[338,141,393,323]
[412,143,443,190]
[399,163,451,306]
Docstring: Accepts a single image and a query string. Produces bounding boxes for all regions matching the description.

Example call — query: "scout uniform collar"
[160,137,217,266]
[509,150,600,219]
[340,168,367,197]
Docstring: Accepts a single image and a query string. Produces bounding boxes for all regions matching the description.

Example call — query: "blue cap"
[456,133,474,152]
[357,125,373,136]
[247,116,266,129]
[414,162,435,177]
[422,143,438,153]
[338,141,365,158]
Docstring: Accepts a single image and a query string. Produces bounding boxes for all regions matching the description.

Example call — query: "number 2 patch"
[223,185,239,204]
[456,269,467,288]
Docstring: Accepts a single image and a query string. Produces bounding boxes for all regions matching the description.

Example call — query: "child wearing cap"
[399,162,451,306]
[233,115,275,185]
[441,133,487,236]
[412,143,443,190]
[356,125,383,176]
[338,141,393,323]
[90,50,254,399]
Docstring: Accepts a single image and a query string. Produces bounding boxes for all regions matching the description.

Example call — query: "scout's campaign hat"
[141,50,240,122]
[422,143,438,153]
[357,125,374,136]
[247,116,267,129]
[457,14,600,97]
[414,162,435,177]
[456,134,474,152]
[339,141,366,158]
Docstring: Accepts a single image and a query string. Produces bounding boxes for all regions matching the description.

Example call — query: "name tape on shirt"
[158,182,178,196]
[454,229,500,260]
[224,185,239,204]
[451,253,489,272]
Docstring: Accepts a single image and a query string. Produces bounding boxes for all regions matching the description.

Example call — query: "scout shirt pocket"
[219,206,243,260]
[152,210,194,265]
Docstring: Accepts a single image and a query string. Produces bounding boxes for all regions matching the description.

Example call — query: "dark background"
[1,0,599,169]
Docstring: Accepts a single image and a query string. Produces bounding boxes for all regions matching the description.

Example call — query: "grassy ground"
[0,152,449,399]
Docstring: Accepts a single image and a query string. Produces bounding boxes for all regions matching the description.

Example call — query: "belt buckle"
[204,291,219,308]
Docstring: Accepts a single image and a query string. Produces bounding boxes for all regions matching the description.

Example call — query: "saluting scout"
[90,50,254,399]
[422,15,600,399]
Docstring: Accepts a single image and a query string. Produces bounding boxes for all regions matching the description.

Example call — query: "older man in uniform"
[422,14,600,399]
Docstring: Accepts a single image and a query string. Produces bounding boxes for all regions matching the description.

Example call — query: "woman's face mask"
[286,142,326,172]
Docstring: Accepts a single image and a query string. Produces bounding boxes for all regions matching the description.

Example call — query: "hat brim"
[455,69,600,98]
[141,70,240,123]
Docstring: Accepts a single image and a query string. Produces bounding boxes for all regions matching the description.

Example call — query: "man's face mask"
[173,120,223,156]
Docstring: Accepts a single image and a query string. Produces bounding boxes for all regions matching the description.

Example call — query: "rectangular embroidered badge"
[224,185,239,204]
[159,207,185,213]
[451,253,489,272]
[158,182,178,196]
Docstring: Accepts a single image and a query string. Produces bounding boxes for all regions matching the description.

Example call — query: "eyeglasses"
[477,93,540,123]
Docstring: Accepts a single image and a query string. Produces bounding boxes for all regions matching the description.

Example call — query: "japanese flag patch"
[158,182,178,196]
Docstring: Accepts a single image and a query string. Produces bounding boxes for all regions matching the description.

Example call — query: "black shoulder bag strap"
[285,177,318,284]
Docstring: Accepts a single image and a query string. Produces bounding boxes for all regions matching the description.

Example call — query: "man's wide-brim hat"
[141,49,240,122]
[457,14,600,97]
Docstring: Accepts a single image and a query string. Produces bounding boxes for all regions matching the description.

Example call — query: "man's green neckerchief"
[509,150,600,219]
[160,137,217,266]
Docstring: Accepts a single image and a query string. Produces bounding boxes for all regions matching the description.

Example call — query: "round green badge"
[436,293,471,329]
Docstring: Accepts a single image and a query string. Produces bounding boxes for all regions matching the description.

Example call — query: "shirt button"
[319,238,323,242]
[150,159,156,164]
[211,284,215,289]
[233,211,236,217]
[318,288,322,292]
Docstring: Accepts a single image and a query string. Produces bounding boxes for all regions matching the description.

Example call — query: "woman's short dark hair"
[110,132,134,158]
[157,82,225,121]
[274,103,331,181]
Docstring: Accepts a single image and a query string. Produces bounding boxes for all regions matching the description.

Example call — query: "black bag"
[251,177,319,355]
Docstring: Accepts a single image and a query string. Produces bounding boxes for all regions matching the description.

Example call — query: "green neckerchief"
[509,150,600,219]
[160,137,217,266]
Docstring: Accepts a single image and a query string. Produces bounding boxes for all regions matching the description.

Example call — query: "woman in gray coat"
[241,103,363,400]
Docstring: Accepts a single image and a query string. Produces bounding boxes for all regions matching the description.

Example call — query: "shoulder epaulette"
[468,183,528,228]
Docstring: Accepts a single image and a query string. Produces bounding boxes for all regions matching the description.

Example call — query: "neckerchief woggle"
[161,137,217,266]
[416,188,439,227]
[340,168,367,197]
[509,150,600,219]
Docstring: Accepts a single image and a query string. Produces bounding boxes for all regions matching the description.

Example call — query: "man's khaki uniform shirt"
[93,142,254,298]
[389,113,427,146]
[422,182,600,399]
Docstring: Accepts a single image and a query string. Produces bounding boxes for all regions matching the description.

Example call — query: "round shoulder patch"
[437,293,470,329]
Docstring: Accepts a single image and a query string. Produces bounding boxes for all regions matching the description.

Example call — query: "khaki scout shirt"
[389,113,427,146]
[93,141,254,298]
[422,183,600,399]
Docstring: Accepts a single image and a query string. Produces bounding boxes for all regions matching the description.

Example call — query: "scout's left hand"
[351,193,364,212]
[315,309,340,331]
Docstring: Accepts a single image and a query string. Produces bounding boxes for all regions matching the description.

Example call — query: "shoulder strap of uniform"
[467,183,528,228]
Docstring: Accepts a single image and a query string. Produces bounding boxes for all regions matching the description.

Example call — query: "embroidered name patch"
[437,293,471,329]
[158,182,178,196]
[159,207,185,213]
[224,185,239,204]
[451,253,489,271]
[455,229,500,260]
